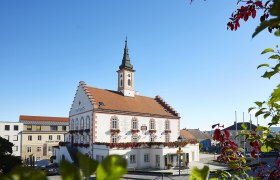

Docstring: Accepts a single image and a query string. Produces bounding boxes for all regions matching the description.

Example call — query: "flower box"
[110,129,120,134]
[131,129,140,134]
[149,129,157,134]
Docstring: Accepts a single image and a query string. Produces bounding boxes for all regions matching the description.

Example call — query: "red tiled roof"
[84,85,179,118]
[180,129,196,140]
[19,115,69,122]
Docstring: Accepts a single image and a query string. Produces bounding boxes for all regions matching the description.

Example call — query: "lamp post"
[177,136,184,176]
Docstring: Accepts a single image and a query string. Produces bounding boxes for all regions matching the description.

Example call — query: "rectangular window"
[37,147,41,152]
[62,126,67,131]
[4,135,9,141]
[13,146,18,152]
[36,125,41,131]
[111,135,117,143]
[49,135,52,140]
[38,135,42,141]
[150,135,155,142]
[14,125,19,131]
[132,135,138,142]
[165,134,170,143]
[28,135,32,141]
[50,126,57,131]
[27,146,32,153]
[5,125,10,131]
[27,125,32,131]
[144,154,150,163]
[57,135,61,140]
[130,155,136,164]
[13,135,18,141]
[48,146,52,152]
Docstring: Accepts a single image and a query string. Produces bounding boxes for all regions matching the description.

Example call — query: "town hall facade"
[54,39,199,169]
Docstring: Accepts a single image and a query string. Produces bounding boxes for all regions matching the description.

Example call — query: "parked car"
[45,163,59,176]
[260,151,280,158]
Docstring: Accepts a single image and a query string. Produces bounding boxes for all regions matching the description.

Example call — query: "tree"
[0,136,22,174]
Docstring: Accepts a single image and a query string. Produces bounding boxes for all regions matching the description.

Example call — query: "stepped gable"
[83,85,179,118]
[155,96,180,117]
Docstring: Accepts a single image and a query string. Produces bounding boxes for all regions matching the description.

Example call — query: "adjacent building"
[20,115,69,161]
[223,122,258,151]
[0,121,23,156]
[54,39,199,169]
[180,129,213,152]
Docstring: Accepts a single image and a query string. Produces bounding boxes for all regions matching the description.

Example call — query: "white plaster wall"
[93,143,199,170]
[0,122,23,156]
[69,84,95,157]
[95,113,179,143]
[69,85,93,117]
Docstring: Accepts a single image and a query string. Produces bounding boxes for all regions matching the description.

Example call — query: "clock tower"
[117,38,135,97]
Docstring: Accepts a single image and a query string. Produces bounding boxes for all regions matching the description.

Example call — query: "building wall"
[92,143,199,170]
[69,84,94,157]
[0,122,23,157]
[21,132,65,161]
[95,113,179,143]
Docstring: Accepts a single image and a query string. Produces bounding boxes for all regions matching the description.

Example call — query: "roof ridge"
[155,95,180,117]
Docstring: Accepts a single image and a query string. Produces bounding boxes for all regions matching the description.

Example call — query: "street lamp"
[177,136,184,176]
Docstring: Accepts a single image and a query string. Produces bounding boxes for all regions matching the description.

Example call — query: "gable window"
[71,119,74,130]
[75,119,79,130]
[111,135,118,143]
[149,119,156,130]
[86,116,90,129]
[111,116,118,129]
[80,117,84,129]
[5,125,10,131]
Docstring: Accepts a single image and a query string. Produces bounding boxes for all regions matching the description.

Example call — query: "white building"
[0,121,23,157]
[54,39,199,169]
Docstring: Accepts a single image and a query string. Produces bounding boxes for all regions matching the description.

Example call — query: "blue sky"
[0,0,278,130]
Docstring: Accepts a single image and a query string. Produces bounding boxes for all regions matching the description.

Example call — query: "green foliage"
[241,123,248,130]
[189,166,210,180]
[0,137,22,174]
[0,154,127,180]
[60,160,81,180]
[252,0,280,38]
[96,155,127,180]
[77,152,98,178]
[0,166,47,180]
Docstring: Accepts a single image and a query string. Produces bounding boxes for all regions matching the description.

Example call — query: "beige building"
[20,115,69,161]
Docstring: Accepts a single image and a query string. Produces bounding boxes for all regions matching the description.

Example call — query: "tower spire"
[119,37,133,70]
